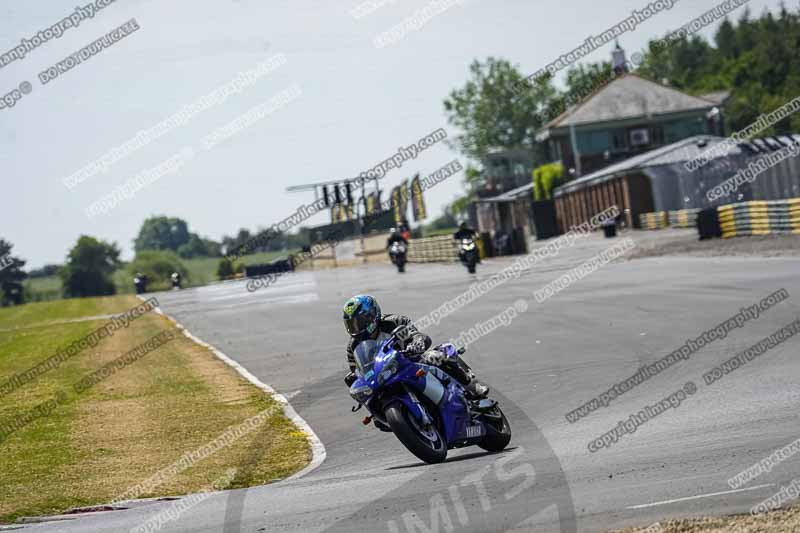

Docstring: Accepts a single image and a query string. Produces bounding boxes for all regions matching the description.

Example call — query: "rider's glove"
[421,349,445,366]
[406,337,427,355]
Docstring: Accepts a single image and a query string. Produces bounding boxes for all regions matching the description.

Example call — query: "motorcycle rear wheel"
[385,403,447,464]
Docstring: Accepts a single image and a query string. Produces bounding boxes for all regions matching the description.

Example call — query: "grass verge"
[0,295,309,524]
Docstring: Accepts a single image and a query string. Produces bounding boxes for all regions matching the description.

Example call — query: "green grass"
[0,295,309,523]
[423,226,458,237]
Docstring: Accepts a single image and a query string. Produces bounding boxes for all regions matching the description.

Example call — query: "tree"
[177,233,222,259]
[0,239,27,306]
[60,236,121,298]
[134,216,190,253]
[443,57,555,163]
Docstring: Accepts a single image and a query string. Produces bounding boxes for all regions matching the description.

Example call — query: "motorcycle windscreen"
[354,332,390,376]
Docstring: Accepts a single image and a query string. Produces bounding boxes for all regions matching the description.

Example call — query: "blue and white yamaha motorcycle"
[349,327,511,463]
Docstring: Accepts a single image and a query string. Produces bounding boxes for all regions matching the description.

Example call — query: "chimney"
[612,41,628,75]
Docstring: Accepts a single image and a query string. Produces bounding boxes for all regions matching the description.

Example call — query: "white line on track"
[626,483,775,510]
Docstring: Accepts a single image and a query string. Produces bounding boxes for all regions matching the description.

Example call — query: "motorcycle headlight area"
[350,385,373,404]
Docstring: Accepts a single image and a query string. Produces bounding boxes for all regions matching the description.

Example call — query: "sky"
[0,0,784,268]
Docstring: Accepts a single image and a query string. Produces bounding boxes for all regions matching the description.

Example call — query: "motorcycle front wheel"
[385,403,447,464]
[478,406,511,452]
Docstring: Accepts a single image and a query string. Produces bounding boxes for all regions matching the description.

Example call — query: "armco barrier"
[408,235,459,263]
[638,211,669,230]
[668,208,700,229]
[718,198,800,238]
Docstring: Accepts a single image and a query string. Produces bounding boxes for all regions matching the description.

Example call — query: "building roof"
[541,74,718,132]
[699,90,732,106]
[553,133,800,196]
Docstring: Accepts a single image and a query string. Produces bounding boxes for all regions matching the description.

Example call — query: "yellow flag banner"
[410,174,427,221]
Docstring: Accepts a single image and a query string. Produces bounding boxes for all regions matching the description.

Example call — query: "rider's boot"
[446,358,489,399]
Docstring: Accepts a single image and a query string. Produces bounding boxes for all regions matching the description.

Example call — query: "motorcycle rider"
[171,272,182,289]
[386,228,408,250]
[342,295,489,407]
[453,222,477,241]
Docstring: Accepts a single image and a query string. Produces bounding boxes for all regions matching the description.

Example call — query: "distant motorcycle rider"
[386,228,408,249]
[342,295,489,404]
[453,222,477,241]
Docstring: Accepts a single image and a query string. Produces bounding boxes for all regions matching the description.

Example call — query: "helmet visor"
[344,314,375,338]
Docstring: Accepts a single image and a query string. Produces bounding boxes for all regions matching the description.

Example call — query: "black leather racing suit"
[345,314,484,403]
[346,314,428,372]
[386,234,409,249]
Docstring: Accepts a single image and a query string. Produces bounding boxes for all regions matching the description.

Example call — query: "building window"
[652,124,665,145]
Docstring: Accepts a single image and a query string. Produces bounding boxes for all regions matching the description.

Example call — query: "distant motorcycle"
[459,238,479,274]
[171,272,182,290]
[349,326,511,464]
[389,242,408,273]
